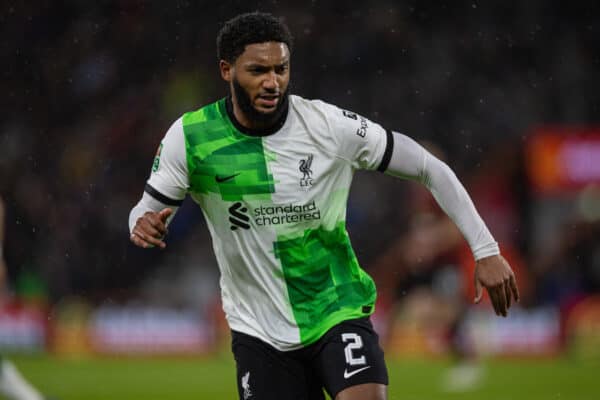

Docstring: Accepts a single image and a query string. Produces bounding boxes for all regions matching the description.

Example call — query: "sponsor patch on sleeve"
[341,109,368,138]
[152,143,163,172]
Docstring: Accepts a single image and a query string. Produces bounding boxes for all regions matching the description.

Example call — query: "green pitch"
[9,354,600,399]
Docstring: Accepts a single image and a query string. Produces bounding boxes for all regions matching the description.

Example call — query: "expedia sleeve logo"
[356,117,368,138]
[342,109,368,138]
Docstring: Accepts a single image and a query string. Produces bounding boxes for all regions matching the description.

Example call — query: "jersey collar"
[225,95,289,137]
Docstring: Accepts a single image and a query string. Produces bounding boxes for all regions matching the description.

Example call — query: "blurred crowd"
[0,0,598,316]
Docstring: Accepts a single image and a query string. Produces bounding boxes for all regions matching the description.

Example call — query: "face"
[220,42,291,126]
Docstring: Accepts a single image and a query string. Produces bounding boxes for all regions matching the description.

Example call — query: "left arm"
[383,132,519,316]
[322,103,519,316]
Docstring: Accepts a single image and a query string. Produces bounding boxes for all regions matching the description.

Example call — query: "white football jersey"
[147,95,391,350]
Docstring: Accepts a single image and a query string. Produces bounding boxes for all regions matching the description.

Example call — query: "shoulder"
[162,116,184,143]
[287,96,358,162]
[289,95,340,117]
[291,95,376,142]
[289,95,352,138]
[179,98,232,149]
[290,96,364,129]
[182,98,226,125]
[292,97,389,170]
[156,116,186,166]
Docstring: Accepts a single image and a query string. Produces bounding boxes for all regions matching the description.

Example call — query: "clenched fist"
[130,208,173,249]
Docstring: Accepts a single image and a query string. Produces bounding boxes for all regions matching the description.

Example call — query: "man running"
[129,12,519,400]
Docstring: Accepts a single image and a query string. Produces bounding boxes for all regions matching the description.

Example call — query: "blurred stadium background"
[1,1,599,399]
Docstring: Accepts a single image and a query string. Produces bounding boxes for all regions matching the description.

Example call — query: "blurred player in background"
[129,12,519,400]
[0,197,47,400]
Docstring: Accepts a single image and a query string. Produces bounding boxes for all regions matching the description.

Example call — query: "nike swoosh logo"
[343,366,371,379]
[215,173,240,183]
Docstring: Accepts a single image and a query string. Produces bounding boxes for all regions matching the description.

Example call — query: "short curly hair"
[217,12,293,63]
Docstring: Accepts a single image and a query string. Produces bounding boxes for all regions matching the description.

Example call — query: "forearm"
[128,192,179,233]
[385,132,499,260]
[422,157,498,259]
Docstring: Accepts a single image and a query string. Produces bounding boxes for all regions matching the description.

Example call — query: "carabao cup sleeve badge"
[152,143,164,172]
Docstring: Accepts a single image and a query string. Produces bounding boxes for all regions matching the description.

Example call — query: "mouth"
[256,93,280,109]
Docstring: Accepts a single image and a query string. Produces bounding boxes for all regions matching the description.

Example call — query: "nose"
[263,72,279,90]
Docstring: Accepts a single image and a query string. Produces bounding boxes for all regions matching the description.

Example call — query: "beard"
[232,77,290,126]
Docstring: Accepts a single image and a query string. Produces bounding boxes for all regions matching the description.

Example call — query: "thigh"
[312,318,388,399]
[231,331,325,400]
[335,383,387,400]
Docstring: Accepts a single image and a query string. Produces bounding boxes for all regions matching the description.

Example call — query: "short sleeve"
[326,103,391,171]
[145,117,189,205]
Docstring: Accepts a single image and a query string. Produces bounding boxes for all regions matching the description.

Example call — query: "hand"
[474,254,519,317]
[130,208,173,249]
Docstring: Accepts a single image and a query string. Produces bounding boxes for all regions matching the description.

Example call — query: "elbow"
[430,157,458,181]
[420,156,461,192]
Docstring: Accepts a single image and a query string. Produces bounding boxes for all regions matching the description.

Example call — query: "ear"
[220,60,233,82]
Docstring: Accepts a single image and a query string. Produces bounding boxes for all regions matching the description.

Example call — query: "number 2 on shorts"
[341,333,366,366]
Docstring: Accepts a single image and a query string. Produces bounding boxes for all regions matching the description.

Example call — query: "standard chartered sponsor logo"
[229,200,322,230]
[229,202,250,230]
[254,200,321,226]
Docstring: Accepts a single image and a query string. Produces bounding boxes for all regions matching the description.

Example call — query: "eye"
[248,66,268,75]
[275,64,289,74]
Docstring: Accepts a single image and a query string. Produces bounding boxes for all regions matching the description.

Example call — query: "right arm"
[129,194,176,249]
[129,117,189,249]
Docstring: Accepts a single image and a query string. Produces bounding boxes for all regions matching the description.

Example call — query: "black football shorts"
[231,317,388,400]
